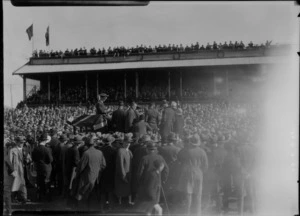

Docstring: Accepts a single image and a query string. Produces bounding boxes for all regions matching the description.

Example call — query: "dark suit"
[132,120,152,140]
[32,145,53,200]
[65,145,80,190]
[73,146,106,200]
[146,108,160,131]
[111,108,126,132]
[125,108,139,133]
[135,170,162,214]
[137,151,169,192]
[96,101,107,115]
[160,107,176,143]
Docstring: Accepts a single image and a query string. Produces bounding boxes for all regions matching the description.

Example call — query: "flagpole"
[32,23,34,56]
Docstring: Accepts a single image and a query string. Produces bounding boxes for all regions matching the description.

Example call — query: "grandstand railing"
[29,45,290,65]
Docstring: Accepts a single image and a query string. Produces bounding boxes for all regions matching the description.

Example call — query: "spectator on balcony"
[139,45,145,54]
[213,41,218,50]
[102,48,106,56]
[239,41,245,49]
[97,48,102,55]
[65,49,70,57]
[205,43,211,50]
[167,44,172,52]
[223,42,228,49]
[234,41,239,49]
[185,45,191,52]
[108,47,113,55]
[218,43,223,50]
[199,45,205,50]
[248,41,254,48]
[229,41,234,49]
[74,49,79,56]
[179,44,184,52]
[195,42,200,50]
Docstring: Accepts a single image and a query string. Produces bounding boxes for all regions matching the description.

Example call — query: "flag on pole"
[45,26,49,46]
[26,24,33,40]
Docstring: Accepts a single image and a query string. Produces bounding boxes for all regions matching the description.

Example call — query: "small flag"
[26,24,33,41]
[45,26,49,46]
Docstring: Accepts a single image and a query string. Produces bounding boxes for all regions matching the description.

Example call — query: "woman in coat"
[114,134,133,205]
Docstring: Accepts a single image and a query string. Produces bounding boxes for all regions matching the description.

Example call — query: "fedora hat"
[189,134,201,146]
[59,134,68,142]
[99,93,109,97]
[73,135,84,145]
[146,141,157,150]
[167,132,178,142]
[15,136,26,143]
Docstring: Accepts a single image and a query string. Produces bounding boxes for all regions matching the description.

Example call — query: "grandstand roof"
[13,56,289,75]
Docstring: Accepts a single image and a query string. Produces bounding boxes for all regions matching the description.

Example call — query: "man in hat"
[158,132,181,204]
[10,136,29,204]
[111,101,126,133]
[135,160,165,216]
[54,134,68,196]
[99,135,118,211]
[65,135,84,207]
[73,136,106,209]
[4,140,17,215]
[160,101,176,144]
[137,141,169,200]
[125,101,139,133]
[176,134,208,215]
[132,114,152,141]
[48,128,60,189]
[145,102,160,133]
[96,93,110,115]
[130,135,151,202]
[32,133,53,201]
[114,133,134,205]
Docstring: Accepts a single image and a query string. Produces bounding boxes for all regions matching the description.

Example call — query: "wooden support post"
[23,76,27,102]
[48,75,51,102]
[135,71,139,99]
[124,72,127,101]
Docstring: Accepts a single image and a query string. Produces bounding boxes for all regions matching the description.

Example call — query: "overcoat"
[100,145,117,193]
[111,108,126,132]
[125,108,138,133]
[160,107,176,141]
[10,147,26,192]
[73,146,106,200]
[32,145,53,180]
[64,145,80,188]
[145,108,160,131]
[137,151,169,191]
[135,170,162,214]
[114,147,133,197]
[131,145,148,194]
[176,146,208,194]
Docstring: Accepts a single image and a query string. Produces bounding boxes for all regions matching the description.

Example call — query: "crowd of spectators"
[23,84,212,107]
[32,40,273,58]
[4,99,260,215]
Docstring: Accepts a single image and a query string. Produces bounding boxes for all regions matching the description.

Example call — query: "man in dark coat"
[73,136,106,206]
[145,102,160,132]
[114,134,134,205]
[96,93,109,115]
[130,135,151,203]
[111,101,126,133]
[32,133,53,201]
[176,134,208,215]
[99,135,117,210]
[65,135,83,207]
[54,134,68,196]
[135,160,165,216]
[125,101,139,133]
[160,101,176,143]
[137,141,169,199]
[48,129,60,189]
[132,114,152,140]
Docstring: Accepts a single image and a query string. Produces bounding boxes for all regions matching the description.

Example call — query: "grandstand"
[13,43,291,106]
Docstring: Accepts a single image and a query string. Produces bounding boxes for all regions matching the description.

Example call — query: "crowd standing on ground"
[4,96,259,216]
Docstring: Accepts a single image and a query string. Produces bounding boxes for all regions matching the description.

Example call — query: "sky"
[3,1,299,107]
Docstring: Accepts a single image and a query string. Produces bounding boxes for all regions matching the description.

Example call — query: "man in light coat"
[125,101,139,133]
[10,136,29,204]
